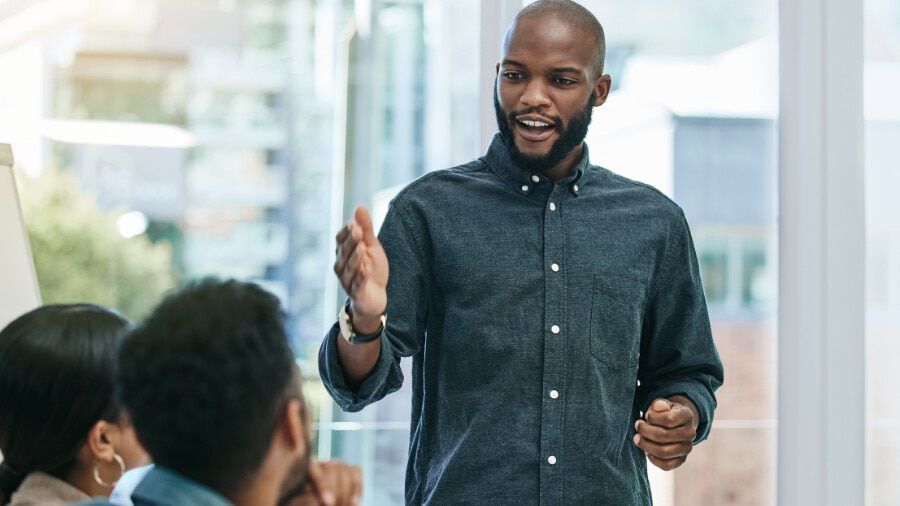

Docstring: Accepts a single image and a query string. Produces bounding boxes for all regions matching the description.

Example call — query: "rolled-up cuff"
[318,321,402,412]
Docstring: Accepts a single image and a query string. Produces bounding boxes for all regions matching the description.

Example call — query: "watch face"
[339,305,354,342]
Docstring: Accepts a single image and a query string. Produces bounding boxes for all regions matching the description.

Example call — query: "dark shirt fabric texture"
[75,466,232,506]
[319,133,724,506]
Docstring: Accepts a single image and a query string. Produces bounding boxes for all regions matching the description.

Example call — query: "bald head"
[505,0,606,77]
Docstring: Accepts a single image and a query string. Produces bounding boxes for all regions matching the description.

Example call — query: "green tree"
[19,168,177,321]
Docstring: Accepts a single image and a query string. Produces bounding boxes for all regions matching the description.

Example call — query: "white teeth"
[520,119,550,128]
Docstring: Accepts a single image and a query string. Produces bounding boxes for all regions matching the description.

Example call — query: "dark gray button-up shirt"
[320,134,724,505]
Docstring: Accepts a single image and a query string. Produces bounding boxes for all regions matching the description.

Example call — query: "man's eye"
[503,72,523,80]
[554,77,575,85]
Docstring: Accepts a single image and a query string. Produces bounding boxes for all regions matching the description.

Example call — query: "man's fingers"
[335,242,368,291]
[306,460,324,495]
[340,463,362,506]
[647,453,687,471]
[354,205,377,244]
[633,428,692,455]
[633,429,692,461]
[648,398,672,415]
[633,416,695,471]
[307,460,337,506]
[310,461,362,506]
[635,419,696,444]
[645,401,693,429]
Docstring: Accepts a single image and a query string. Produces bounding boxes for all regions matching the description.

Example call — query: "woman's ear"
[86,420,117,463]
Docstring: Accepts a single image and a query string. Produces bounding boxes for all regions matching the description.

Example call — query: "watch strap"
[339,301,386,343]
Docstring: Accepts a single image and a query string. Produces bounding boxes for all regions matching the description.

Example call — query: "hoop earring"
[93,453,125,488]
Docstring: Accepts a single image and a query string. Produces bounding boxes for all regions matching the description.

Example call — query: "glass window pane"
[697,236,729,306]
[742,236,770,310]
[865,0,900,503]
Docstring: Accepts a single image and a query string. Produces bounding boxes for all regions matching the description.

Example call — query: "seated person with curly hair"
[80,279,362,506]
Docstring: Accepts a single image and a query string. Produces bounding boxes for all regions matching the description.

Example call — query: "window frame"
[777,0,865,504]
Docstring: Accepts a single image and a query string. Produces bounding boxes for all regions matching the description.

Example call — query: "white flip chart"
[0,143,42,330]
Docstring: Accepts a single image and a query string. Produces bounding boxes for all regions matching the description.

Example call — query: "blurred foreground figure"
[0,304,150,505]
[81,279,361,506]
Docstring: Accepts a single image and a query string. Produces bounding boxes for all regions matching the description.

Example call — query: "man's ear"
[593,74,612,107]
[281,398,307,456]
[86,420,117,463]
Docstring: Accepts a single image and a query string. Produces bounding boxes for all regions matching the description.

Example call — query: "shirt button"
[521,185,529,192]
[548,455,557,465]
[636,379,641,387]
[573,184,579,192]
[531,175,540,183]
[551,325,560,334]
[549,202,557,211]
[550,389,559,399]
[551,263,559,272]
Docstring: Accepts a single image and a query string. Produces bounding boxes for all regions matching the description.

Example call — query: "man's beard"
[494,87,595,176]
[276,452,310,506]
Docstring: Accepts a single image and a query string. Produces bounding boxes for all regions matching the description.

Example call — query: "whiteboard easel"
[0,143,42,330]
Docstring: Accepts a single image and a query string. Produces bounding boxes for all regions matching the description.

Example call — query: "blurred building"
[0,0,325,352]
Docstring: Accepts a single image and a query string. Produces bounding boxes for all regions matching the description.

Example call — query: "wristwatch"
[339,301,386,343]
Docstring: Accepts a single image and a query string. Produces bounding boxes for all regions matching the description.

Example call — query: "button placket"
[540,183,568,499]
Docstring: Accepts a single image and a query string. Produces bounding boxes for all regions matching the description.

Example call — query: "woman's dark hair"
[0,304,131,505]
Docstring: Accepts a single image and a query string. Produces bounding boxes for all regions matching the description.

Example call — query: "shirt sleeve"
[318,200,429,412]
[636,211,724,443]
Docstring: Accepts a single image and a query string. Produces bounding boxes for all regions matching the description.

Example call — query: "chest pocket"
[589,274,646,370]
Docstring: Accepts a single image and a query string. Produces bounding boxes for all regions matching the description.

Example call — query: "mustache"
[507,109,560,125]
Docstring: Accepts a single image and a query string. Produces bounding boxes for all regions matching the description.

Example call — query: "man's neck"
[227,478,282,506]
[544,145,583,184]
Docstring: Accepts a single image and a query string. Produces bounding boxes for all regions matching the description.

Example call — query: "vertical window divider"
[778,0,865,504]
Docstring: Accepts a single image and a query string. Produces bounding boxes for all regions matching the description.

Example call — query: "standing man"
[320,0,723,504]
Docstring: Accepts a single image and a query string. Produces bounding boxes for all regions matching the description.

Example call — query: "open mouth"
[515,117,556,142]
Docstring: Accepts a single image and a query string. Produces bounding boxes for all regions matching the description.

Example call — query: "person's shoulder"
[74,500,115,506]
[107,464,154,506]
[391,157,489,202]
[589,165,685,217]
[408,157,488,188]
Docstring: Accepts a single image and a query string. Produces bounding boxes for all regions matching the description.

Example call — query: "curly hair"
[116,279,298,495]
[0,304,130,505]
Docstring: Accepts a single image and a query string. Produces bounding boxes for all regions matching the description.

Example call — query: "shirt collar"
[131,466,233,506]
[482,132,589,197]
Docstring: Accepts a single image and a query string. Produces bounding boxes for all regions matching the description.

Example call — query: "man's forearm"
[335,328,382,389]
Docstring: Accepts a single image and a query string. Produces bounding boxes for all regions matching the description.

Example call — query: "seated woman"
[0,304,150,505]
